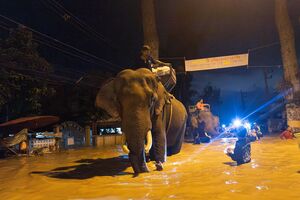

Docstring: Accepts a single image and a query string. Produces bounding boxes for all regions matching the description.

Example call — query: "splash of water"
[176,89,291,166]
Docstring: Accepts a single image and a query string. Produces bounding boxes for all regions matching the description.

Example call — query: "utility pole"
[263,68,270,96]
[275,0,300,131]
[141,0,159,59]
[275,0,300,93]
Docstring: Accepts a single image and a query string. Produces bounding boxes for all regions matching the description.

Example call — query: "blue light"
[233,119,242,127]
[222,124,226,128]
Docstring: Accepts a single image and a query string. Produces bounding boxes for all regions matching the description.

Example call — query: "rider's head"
[236,127,247,138]
[141,45,151,57]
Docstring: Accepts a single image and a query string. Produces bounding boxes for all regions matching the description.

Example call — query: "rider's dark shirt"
[135,56,155,70]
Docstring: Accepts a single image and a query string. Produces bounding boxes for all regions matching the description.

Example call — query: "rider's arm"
[153,59,171,67]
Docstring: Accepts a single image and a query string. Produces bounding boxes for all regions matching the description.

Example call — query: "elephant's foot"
[145,154,151,163]
[140,163,150,173]
[155,161,163,171]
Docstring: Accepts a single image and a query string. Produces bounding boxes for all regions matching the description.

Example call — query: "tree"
[275,0,300,132]
[0,27,55,121]
[196,83,221,111]
[141,0,159,59]
[181,73,199,106]
[275,0,300,93]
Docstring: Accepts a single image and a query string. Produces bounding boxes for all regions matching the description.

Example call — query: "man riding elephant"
[136,45,171,71]
[190,110,219,137]
[136,45,177,92]
[95,68,187,175]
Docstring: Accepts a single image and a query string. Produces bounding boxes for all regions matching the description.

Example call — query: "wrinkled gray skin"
[95,68,187,175]
[190,111,219,135]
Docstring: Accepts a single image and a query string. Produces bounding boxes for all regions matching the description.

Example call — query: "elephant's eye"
[149,94,155,107]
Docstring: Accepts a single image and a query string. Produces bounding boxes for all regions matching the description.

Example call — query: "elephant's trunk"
[122,130,152,154]
[120,104,152,175]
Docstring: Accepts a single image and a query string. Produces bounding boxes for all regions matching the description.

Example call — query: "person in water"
[226,127,251,165]
[194,121,211,144]
[280,126,294,140]
[252,123,262,140]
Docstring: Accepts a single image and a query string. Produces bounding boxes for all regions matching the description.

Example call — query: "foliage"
[0,27,55,121]
[40,70,113,124]
[179,73,199,106]
[195,83,221,108]
[202,83,221,104]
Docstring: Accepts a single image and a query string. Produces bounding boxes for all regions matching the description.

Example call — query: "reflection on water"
[1,137,300,199]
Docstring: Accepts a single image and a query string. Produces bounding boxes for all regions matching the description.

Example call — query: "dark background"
[1,0,300,123]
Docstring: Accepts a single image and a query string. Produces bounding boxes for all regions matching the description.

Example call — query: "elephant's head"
[95,68,168,174]
[192,111,220,135]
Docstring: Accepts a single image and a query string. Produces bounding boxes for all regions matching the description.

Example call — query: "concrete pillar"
[286,103,300,133]
[53,125,62,151]
[92,123,97,135]
[85,125,91,146]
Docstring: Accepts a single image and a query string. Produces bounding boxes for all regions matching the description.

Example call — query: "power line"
[0,14,124,72]
[41,0,103,44]
[0,23,9,31]
[41,0,137,61]
[248,42,280,52]
[1,65,100,88]
[42,0,116,48]
[0,25,109,87]
[0,23,104,78]
[0,22,119,73]
[247,65,282,68]
[34,37,112,69]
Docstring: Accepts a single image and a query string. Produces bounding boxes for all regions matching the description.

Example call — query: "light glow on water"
[0,137,299,199]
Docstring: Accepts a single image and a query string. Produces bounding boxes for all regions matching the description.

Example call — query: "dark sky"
[1,0,300,123]
[1,0,300,70]
[157,0,300,64]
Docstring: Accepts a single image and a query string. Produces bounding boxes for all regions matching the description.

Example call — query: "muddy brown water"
[1,136,300,200]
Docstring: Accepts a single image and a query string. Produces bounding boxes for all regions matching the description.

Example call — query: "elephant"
[95,68,187,175]
[190,110,219,137]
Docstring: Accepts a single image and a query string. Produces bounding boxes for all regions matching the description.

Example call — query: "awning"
[0,116,60,134]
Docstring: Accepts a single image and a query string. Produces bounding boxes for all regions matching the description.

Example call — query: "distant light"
[233,119,242,127]
[222,124,226,128]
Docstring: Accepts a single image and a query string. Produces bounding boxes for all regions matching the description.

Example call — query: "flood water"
[1,136,300,200]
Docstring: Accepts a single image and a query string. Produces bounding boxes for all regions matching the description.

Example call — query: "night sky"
[1,0,300,123]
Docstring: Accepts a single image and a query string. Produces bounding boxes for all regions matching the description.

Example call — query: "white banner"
[67,137,75,145]
[185,53,248,71]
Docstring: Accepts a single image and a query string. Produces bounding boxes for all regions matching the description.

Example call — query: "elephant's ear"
[154,82,169,115]
[137,69,168,116]
[95,79,120,118]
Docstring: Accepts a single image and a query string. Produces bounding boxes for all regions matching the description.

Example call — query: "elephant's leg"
[167,122,186,155]
[127,138,149,175]
[129,149,149,175]
[151,113,167,169]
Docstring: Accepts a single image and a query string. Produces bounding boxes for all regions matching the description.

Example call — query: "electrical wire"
[34,38,110,69]
[0,21,119,75]
[248,42,280,52]
[0,24,107,87]
[40,0,106,46]
[0,14,124,71]
[1,65,99,88]
[41,0,137,60]
[43,0,115,47]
